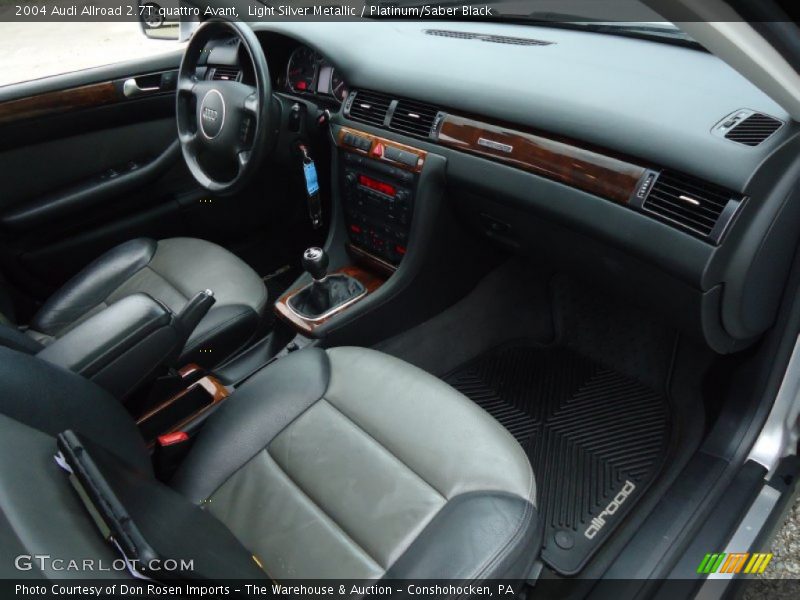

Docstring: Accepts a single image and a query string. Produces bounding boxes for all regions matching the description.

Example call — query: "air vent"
[346,89,392,128]
[389,99,439,138]
[641,171,743,242]
[425,29,553,46]
[725,112,783,146]
[212,67,240,81]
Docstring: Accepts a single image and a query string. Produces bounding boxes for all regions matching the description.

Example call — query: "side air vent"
[346,89,392,128]
[725,112,783,146]
[212,66,240,81]
[389,99,440,138]
[425,29,553,46]
[713,109,783,147]
[640,171,743,243]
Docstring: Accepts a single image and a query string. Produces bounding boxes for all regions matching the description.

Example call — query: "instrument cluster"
[284,45,348,103]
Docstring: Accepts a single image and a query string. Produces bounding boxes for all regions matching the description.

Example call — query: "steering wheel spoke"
[243,91,259,117]
[176,19,271,195]
[179,130,200,153]
[177,75,197,96]
[237,149,251,173]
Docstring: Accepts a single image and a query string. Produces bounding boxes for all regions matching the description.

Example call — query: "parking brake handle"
[175,289,216,346]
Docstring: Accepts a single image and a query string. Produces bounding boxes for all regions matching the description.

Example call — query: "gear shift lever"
[302,247,329,281]
[289,247,366,319]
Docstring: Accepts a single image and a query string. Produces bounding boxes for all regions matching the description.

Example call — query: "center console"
[131,126,439,459]
[273,127,428,337]
[338,127,425,269]
[36,290,216,402]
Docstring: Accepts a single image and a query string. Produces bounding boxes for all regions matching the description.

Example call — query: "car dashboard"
[207,20,800,354]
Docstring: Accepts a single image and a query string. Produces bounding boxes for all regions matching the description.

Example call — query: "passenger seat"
[0,345,539,581]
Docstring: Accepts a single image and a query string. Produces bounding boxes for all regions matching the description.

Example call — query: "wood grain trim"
[0,81,120,125]
[337,126,427,173]
[347,243,397,279]
[274,264,386,335]
[437,114,647,204]
[137,375,229,442]
[166,376,229,434]
[177,363,203,380]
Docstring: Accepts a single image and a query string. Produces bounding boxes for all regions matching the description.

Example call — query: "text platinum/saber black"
[366,5,493,17]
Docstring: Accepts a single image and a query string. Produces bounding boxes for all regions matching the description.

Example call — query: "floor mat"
[445,343,672,575]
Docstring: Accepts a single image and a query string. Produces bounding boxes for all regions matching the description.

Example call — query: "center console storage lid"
[37,293,180,400]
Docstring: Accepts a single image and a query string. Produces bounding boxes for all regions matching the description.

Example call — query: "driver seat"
[3,237,267,368]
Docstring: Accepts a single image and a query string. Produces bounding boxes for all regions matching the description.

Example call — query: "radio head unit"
[342,152,416,266]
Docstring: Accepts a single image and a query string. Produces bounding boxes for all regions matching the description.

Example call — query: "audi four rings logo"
[584,480,636,539]
[202,107,218,122]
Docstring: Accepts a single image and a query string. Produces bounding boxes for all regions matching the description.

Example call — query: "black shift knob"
[302,247,329,281]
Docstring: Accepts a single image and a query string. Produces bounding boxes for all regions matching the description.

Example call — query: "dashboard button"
[397,151,418,167]
[384,146,401,162]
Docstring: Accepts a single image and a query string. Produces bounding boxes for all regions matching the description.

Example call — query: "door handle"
[123,78,161,98]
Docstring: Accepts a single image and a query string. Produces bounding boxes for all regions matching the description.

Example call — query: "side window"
[0,16,186,88]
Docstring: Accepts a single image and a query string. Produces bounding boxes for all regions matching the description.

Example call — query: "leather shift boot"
[288,274,365,319]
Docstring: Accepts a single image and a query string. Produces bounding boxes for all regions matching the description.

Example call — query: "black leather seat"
[0,345,539,582]
[2,237,267,368]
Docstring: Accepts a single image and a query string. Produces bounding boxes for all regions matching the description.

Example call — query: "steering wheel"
[176,20,272,195]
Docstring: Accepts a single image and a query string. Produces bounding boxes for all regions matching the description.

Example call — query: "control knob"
[395,190,410,209]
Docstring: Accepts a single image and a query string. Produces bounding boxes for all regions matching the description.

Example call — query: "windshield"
[367,0,697,45]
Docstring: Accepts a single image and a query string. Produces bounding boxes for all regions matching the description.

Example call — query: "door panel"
[0,119,178,219]
[0,53,201,302]
[0,80,119,124]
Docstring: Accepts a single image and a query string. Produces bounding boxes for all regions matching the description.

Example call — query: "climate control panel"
[342,152,416,265]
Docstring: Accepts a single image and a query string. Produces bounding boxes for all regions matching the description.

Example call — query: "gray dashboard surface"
[252,19,793,192]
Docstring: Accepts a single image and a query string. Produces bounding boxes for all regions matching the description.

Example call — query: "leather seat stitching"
[471,464,536,581]
[323,379,536,579]
[321,397,449,500]
[202,370,332,501]
[145,247,196,300]
[89,253,156,316]
[102,265,184,319]
[476,498,535,580]
[126,264,188,303]
[259,448,385,573]
[152,241,268,313]
[251,278,268,314]
[289,350,535,581]
[267,401,446,566]
[35,240,154,332]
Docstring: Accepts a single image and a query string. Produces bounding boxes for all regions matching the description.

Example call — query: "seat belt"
[53,430,267,584]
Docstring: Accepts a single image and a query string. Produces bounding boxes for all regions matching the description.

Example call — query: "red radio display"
[358,174,396,197]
